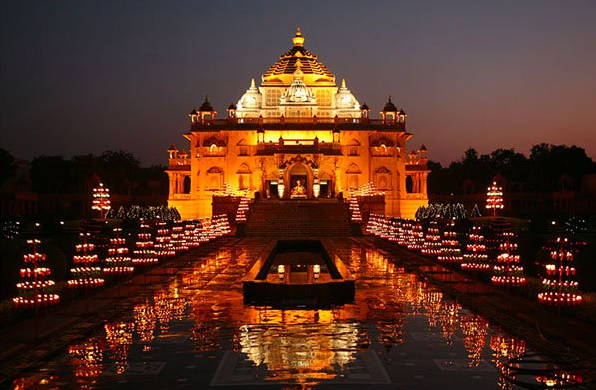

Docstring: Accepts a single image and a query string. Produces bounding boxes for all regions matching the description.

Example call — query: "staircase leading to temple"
[246,200,352,237]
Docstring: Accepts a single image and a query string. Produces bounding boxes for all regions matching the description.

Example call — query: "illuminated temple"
[166,28,429,220]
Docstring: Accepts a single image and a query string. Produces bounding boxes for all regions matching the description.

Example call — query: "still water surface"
[11,237,568,389]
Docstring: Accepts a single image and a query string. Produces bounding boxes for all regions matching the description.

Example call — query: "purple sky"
[3,0,596,166]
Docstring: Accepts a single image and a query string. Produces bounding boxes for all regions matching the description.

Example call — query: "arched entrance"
[286,163,310,199]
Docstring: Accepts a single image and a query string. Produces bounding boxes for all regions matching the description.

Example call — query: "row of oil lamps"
[13,215,233,309]
[366,215,583,306]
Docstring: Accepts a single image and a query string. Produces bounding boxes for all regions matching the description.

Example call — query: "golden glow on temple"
[167,28,429,219]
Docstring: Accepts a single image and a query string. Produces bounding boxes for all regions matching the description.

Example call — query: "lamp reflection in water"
[535,370,584,388]
[460,314,489,367]
[104,322,133,375]
[68,339,104,386]
[422,286,443,329]
[134,301,156,351]
[439,301,461,346]
[490,335,526,390]
[496,352,590,389]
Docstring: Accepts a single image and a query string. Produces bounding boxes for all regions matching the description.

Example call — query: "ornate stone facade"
[166,28,428,220]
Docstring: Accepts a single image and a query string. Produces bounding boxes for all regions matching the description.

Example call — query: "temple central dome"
[236,28,360,119]
[262,28,335,83]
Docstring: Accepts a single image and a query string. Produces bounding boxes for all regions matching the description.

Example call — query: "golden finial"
[293,27,305,46]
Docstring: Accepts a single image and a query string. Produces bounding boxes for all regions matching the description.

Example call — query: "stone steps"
[246,201,352,237]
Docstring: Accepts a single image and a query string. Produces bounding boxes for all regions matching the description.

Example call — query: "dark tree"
[30,156,74,193]
[489,149,529,191]
[0,149,16,186]
[529,144,596,192]
[71,154,103,192]
[427,144,595,195]
[101,150,141,194]
[133,165,168,196]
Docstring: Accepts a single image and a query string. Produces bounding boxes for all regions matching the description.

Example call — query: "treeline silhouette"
[428,144,596,195]
[3,144,595,197]
[0,149,167,196]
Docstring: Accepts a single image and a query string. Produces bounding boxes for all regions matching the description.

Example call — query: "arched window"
[406,175,413,193]
[183,176,191,194]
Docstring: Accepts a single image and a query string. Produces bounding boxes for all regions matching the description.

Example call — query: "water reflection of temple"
[237,309,363,384]
[51,240,543,389]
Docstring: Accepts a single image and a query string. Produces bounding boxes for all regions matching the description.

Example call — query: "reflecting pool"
[9,238,588,389]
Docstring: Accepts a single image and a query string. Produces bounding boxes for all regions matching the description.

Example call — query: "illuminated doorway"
[288,163,309,199]
[319,180,330,198]
[266,180,278,198]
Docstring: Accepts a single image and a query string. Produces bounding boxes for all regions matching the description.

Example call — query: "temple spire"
[292,27,305,47]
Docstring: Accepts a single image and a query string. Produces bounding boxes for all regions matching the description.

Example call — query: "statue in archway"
[291,180,306,196]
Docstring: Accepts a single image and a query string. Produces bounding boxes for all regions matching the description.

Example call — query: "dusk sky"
[3,0,596,166]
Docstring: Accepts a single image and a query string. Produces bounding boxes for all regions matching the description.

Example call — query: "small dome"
[237,79,262,109]
[167,144,178,152]
[419,144,427,151]
[227,102,237,110]
[189,108,198,116]
[383,96,398,112]
[361,102,369,110]
[199,96,214,111]
[336,79,359,109]
[398,108,407,116]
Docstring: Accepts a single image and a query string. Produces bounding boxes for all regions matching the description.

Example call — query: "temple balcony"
[256,138,342,155]
[202,146,227,157]
[167,158,191,171]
